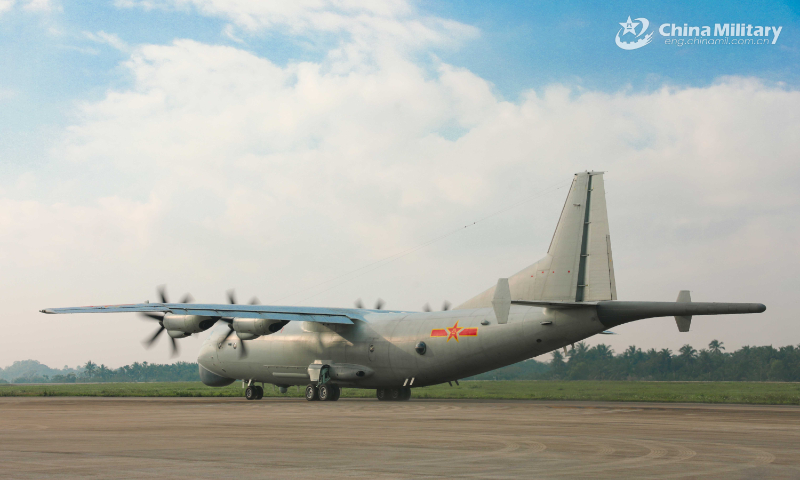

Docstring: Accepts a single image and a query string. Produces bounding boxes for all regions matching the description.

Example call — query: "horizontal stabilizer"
[597,301,766,328]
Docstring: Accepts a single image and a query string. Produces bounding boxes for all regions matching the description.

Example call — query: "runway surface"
[1,397,798,479]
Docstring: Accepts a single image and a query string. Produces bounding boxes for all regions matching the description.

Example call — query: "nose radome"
[197,341,217,370]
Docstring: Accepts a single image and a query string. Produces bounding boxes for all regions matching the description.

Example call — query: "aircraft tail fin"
[457,171,617,309]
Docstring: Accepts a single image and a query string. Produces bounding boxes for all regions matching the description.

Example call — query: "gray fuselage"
[197,305,604,388]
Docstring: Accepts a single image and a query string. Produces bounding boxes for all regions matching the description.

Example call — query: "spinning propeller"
[140,286,193,357]
[140,286,258,358]
[354,298,385,310]
[216,289,260,359]
[423,301,451,312]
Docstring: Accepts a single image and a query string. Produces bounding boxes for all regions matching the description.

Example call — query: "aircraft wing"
[40,303,364,324]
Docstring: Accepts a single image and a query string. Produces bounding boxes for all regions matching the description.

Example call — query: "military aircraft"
[41,172,766,402]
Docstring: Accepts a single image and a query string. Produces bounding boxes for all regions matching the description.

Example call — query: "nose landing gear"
[245,385,263,400]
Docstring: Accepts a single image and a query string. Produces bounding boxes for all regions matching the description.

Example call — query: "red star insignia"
[446,321,463,342]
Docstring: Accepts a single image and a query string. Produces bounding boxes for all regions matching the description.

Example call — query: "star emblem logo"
[431,323,478,340]
[619,16,639,35]
[615,16,653,51]
[446,321,463,342]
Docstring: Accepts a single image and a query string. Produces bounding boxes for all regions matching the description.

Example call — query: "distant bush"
[480,341,800,382]
[12,375,50,384]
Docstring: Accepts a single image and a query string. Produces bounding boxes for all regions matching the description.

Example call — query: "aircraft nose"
[197,341,217,369]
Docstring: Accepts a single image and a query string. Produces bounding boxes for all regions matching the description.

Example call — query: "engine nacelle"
[232,318,288,338]
[237,332,259,341]
[167,329,190,338]
[162,314,217,334]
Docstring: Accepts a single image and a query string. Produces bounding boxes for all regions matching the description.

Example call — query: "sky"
[1,0,799,369]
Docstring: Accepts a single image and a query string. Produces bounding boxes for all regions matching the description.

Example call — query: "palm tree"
[709,340,725,355]
[623,345,638,359]
[98,364,111,382]
[572,342,589,359]
[550,349,565,364]
[594,344,614,359]
[83,360,97,379]
[698,349,713,380]
[679,344,697,360]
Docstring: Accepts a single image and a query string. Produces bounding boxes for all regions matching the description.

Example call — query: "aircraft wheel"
[389,388,402,401]
[305,384,319,401]
[245,386,257,401]
[318,384,333,401]
[401,387,411,401]
[376,388,387,401]
[331,385,341,401]
[255,386,264,400]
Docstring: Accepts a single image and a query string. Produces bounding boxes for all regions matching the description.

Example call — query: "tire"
[305,384,319,401]
[331,386,341,401]
[376,388,387,401]
[255,386,264,400]
[389,388,402,401]
[245,386,256,401]
[318,384,332,401]
[401,387,411,401]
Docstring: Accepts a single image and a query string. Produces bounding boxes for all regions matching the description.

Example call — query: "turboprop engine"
[232,318,289,340]
[162,314,217,334]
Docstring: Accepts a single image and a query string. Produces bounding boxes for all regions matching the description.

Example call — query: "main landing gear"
[245,385,263,400]
[305,384,341,401]
[376,387,411,401]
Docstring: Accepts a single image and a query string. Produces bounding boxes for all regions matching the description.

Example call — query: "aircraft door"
[367,337,389,366]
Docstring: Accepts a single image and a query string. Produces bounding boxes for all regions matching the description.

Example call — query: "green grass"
[2,380,800,404]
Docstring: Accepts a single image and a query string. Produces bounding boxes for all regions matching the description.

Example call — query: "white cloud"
[116,0,479,50]
[84,31,129,51]
[21,0,55,11]
[0,86,16,100]
[3,7,798,366]
[0,195,162,269]
[0,0,58,14]
[221,23,244,44]
[0,0,14,15]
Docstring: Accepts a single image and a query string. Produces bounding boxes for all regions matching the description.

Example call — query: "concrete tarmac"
[1,397,798,479]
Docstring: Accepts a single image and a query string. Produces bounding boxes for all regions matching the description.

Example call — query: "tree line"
[0,360,199,383]
[471,340,800,382]
[4,340,800,383]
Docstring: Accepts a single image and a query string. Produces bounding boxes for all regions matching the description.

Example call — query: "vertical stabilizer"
[457,172,617,309]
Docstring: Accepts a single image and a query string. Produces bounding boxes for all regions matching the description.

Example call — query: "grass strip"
[2,380,799,405]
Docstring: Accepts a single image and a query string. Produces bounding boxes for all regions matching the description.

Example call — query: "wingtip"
[40,309,54,314]
[756,303,767,313]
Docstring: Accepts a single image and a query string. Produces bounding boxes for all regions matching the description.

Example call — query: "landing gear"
[245,385,264,400]
[318,384,341,401]
[401,387,411,401]
[245,386,257,400]
[376,387,411,401]
[307,384,341,401]
[305,384,319,401]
